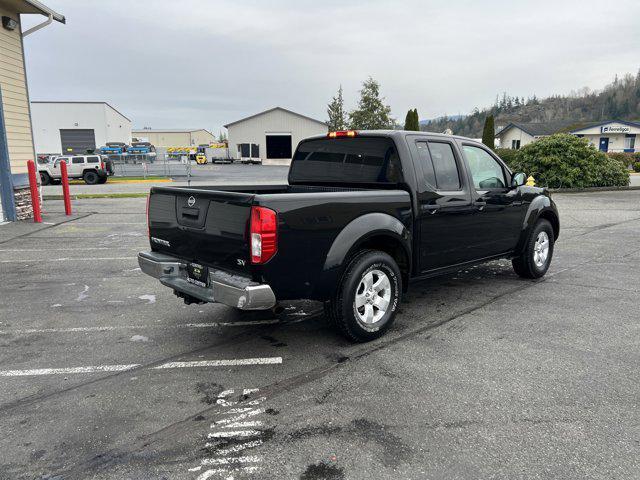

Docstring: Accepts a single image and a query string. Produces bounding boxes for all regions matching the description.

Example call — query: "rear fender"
[316,212,411,299]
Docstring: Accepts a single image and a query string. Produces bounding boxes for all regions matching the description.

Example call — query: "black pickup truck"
[139,130,559,342]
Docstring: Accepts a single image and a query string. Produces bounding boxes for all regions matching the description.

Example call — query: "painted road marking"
[0,358,282,377]
[0,257,135,263]
[191,389,268,479]
[195,466,258,480]
[0,320,279,335]
[156,358,282,369]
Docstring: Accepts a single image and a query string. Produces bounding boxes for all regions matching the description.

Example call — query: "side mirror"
[511,172,526,188]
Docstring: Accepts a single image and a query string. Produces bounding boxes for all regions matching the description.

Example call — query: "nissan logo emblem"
[187,196,196,207]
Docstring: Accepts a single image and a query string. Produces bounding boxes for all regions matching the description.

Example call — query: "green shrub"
[494,148,521,170]
[509,134,629,188]
[607,152,635,168]
[634,162,640,173]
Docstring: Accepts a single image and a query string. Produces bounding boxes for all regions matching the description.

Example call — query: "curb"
[549,186,640,194]
[43,193,149,200]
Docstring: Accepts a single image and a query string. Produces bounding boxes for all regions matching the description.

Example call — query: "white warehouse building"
[224,107,328,165]
[31,101,131,155]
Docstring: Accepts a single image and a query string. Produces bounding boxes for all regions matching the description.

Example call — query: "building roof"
[131,128,213,134]
[496,121,576,138]
[6,0,65,23]
[224,107,327,129]
[569,119,640,134]
[31,101,130,122]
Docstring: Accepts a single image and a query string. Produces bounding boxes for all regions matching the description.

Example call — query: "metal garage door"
[266,134,292,159]
[60,129,96,154]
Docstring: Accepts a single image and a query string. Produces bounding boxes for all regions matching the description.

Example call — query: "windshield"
[289,137,402,185]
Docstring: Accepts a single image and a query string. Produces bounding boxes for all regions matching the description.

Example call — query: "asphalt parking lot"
[1,190,639,479]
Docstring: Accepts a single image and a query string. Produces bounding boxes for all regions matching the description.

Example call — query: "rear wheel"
[326,250,401,342]
[512,219,554,279]
[83,170,99,185]
[39,172,51,185]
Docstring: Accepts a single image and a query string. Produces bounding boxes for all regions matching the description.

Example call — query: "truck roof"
[303,129,480,144]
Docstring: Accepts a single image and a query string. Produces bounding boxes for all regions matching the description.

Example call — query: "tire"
[98,176,107,184]
[83,170,100,185]
[512,219,554,279]
[39,172,51,186]
[326,250,402,342]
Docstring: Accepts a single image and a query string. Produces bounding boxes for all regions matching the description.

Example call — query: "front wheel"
[512,219,554,279]
[326,250,401,342]
[39,172,51,185]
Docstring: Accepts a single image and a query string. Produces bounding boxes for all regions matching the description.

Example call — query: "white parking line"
[0,357,282,377]
[0,320,279,335]
[0,257,135,263]
[157,358,282,369]
[208,430,262,439]
[201,456,261,466]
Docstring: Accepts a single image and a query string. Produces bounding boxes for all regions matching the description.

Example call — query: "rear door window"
[427,142,461,190]
[71,157,85,164]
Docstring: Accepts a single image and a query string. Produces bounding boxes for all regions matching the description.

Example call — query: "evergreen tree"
[413,109,420,130]
[326,85,346,131]
[403,110,413,130]
[348,77,393,130]
[481,115,495,149]
[404,108,420,130]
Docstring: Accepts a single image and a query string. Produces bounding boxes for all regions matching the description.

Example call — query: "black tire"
[326,250,401,342]
[98,176,107,184]
[39,172,51,186]
[512,219,554,279]
[83,170,99,185]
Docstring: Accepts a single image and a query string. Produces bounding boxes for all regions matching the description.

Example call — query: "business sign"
[601,125,630,133]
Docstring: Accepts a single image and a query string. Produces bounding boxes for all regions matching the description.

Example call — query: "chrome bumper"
[137,251,276,310]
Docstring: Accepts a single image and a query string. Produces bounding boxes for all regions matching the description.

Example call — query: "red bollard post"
[26,159,42,223]
[60,159,72,215]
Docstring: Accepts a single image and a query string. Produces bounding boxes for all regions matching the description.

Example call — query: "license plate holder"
[187,262,209,287]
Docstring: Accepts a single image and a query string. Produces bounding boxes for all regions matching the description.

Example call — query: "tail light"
[250,206,277,264]
[146,193,151,238]
[100,161,105,170]
[328,130,357,138]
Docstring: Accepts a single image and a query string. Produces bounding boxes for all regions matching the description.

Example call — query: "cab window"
[428,142,461,190]
[462,145,507,190]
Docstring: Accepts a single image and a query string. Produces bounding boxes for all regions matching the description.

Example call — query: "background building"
[225,107,328,165]
[131,128,214,147]
[495,121,573,149]
[0,0,65,222]
[571,120,639,152]
[31,101,131,155]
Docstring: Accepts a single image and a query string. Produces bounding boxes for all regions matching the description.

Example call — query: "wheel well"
[538,211,559,240]
[353,235,410,291]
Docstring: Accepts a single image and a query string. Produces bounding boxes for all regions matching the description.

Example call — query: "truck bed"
[147,183,412,300]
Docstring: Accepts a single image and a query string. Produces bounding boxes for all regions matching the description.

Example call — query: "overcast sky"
[21,0,640,134]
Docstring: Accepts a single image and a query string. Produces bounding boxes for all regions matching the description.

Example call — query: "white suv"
[39,155,108,185]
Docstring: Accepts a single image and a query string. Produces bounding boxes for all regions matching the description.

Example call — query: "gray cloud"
[21,0,640,132]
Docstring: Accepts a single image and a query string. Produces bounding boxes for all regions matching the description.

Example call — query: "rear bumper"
[137,251,276,310]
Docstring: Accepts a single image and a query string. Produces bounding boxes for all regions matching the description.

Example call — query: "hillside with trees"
[422,69,640,137]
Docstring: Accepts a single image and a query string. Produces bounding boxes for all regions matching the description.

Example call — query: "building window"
[624,134,636,151]
[511,139,521,149]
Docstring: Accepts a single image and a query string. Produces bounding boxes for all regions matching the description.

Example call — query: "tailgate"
[148,187,255,275]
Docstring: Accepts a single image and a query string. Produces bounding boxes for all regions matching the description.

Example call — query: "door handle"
[474,200,486,211]
[422,205,439,215]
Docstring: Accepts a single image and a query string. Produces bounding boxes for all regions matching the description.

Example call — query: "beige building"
[571,120,639,153]
[495,121,573,149]
[0,0,64,222]
[131,128,215,147]
[225,107,328,165]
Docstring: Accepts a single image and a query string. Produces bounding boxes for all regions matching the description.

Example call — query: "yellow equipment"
[196,154,207,165]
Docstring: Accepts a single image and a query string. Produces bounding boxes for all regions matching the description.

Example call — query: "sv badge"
[236,259,246,266]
